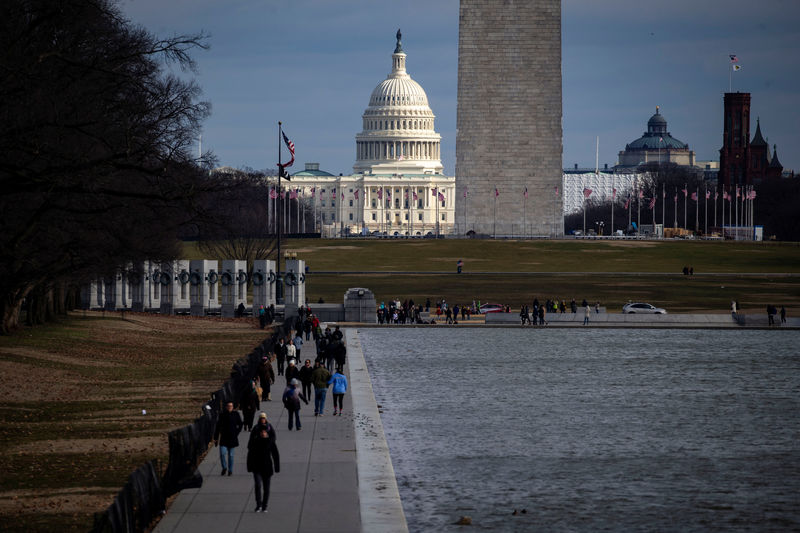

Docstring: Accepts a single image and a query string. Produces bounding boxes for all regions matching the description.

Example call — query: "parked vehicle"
[479,303,505,314]
[622,302,667,314]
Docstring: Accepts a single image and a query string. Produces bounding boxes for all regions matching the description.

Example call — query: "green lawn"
[182,239,800,314]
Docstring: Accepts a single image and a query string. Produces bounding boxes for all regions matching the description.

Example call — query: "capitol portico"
[286,31,455,237]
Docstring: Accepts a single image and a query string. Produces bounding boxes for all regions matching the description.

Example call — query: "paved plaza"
[154,329,407,533]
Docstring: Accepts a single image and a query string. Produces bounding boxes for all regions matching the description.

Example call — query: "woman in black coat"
[247,427,280,512]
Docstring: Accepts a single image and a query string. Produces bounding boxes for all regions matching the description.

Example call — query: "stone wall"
[455,0,563,237]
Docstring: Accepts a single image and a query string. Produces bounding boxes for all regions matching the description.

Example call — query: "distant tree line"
[564,163,800,240]
[0,0,243,333]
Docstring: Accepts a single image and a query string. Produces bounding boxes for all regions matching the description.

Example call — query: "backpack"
[282,388,299,409]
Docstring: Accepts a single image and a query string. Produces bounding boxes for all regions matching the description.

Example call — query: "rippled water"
[359,328,800,532]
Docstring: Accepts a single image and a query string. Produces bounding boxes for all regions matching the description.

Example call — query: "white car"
[622,302,667,314]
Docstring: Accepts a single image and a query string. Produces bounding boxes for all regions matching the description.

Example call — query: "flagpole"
[704,186,708,236]
[673,187,677,229]
[735,185,738,240]
[611,175,615,237]
[683,183,687,230]
[493,189,497,239]
[276,121,283,305]
[661,183,665,237]
[636,182,641,237]
[695,186,699,233]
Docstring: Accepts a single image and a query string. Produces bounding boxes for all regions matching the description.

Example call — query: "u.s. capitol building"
[286,31,455,237]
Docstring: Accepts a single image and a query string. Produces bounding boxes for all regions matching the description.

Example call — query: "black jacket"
[247,433,280,475]
[214,409,243,448]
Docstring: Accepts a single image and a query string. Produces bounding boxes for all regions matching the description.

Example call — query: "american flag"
[523,187,528,199]
[438,191,445,202]
[612,188,617,199]
[289,189,298,200]
[282,131,295,168]
[354,190,359,200]
[730,54,738,63]
[377,188,382,200]
[649,197,656,210]
[691,192,698,202]
[583,188,592,199]
[494,188,499,197]
[682,187,688,196]
[331,187,336,198]
[269,188,277,200]
[413,191,418,202]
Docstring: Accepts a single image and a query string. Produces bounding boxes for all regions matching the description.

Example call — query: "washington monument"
[455,0,563,237]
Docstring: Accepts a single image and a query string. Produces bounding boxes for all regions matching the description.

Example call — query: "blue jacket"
[328,372,348,394]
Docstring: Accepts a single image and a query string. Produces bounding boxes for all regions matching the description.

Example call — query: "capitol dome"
[353,30,443,175]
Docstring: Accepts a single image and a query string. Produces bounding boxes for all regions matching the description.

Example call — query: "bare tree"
[0,0,218,333]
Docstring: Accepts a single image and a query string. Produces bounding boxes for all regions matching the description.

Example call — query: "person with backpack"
[282,378,308,431]
[328,367,348,417]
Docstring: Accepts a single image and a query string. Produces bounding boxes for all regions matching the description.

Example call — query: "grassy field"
[0,313,270,532]
[184,239,800,314]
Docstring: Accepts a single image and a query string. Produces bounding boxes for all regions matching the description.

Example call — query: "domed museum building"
[287,31,454,237]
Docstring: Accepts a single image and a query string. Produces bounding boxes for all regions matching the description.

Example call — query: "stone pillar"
[283,259,306,318]
[80,280,104,310]
[128,262,148,312]
[221,260,248,317]
[344,287,377,323]
[158,260,190,315]
[252,259,276,311]
[103,272,124,311]
[189,260,219,316]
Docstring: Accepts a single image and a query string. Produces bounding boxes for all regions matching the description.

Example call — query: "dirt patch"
[0,361,89,402]
[0,488,116,515]
[0,346,119,368]
[9,436,165,456]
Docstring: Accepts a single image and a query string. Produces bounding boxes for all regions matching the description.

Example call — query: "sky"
[120,0,800,176]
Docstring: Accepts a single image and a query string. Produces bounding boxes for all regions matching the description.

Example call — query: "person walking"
[293,332,304,360]
[583,303,590,325]
[780,306,786,324]
[767,304,776,326]
[257,356,274,401]
[328,367,348,416]
[246,425,280,513]
[286,338,297,365]
[214,401,243,476]
[282,378,308,430]
[275,338,287,376]
[240,378,260,432]
[311,361,332,416]
[284,359,300,386]
[298,359,314,405]
[249,412,276,445]
[538,305,547,326]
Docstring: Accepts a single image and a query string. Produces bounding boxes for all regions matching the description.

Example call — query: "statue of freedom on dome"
[395,28,403,53]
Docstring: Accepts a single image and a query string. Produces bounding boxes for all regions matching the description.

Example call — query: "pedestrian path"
[154,329,407,533]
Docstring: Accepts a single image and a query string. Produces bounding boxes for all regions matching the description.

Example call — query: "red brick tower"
[719,92,751,188]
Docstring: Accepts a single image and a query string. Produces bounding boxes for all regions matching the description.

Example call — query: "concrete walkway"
[154,329,407,533]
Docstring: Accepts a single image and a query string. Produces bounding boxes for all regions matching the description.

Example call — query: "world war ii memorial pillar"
[252,260,276,311]
[455,0,563,238]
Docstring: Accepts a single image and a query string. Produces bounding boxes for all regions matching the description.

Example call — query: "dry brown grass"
[0,312,271,533]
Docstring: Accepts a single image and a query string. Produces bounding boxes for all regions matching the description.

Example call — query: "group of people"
[519,298,598,326]
[212,316,350,513]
